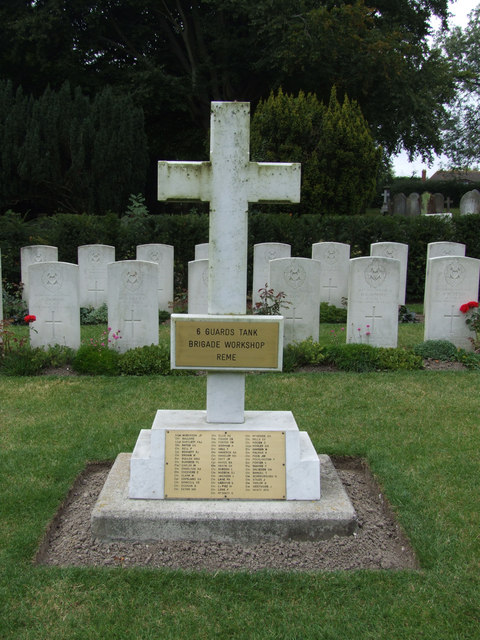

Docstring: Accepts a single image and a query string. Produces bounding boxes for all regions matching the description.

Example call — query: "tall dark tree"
[0,81,148,214]
[0,1,454,165]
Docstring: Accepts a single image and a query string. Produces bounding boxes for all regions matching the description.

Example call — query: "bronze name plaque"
[172,316,282,370]
[164,430,286,500]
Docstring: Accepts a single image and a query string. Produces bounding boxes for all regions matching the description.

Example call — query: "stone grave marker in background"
[136,243,174,312]
[427,242,466,261]
[187,258,209,313]
[20,245,58,304]
[195,243,209,260]
[459,189,480,215]
[269,257,321,346]
[406,193,421,217]
[421,191,432,215]
[424,256,480,350]
[392,193,407,216]
[433,193,445,213]
[311,241,350,308]
[370,242,408,305]
[346,257,400,348]
[78,244,115,308]
[107,260,159,353]
[252,242,291,307]
[28,262,80,349]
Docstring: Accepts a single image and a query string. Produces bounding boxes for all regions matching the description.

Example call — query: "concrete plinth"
[91,453,357,543]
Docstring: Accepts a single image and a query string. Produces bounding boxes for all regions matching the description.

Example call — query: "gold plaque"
[164,430,286,500]
[173,317,281,370]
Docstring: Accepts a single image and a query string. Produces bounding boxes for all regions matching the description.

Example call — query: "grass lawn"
[1,352,479,638]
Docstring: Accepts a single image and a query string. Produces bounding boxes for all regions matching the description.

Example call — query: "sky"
[392,0,479,177]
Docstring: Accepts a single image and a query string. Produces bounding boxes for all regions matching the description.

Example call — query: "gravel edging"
[35,458,419,572]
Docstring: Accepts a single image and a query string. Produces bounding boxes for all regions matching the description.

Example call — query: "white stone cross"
[365,306,383,331]
[158,102,301,423]
[125,309,142,339]
[322,278,338,303]
[45,310,62,339]
[444,305,461,333]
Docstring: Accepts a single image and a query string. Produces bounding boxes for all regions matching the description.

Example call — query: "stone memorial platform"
[91,452,357,544]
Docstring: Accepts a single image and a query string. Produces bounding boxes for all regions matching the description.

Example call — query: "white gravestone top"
[158,102,301,423]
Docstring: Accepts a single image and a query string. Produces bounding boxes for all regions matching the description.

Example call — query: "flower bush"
[460,300,480,351]
[253,285,290,316]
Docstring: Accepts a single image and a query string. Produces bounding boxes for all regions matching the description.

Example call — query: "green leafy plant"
[2,281,27,323]
[320,302,347,323]
[398,305,418,323]
[169,290,188,314]
[253,285,290,315]
[376,348,423,371]
[324,343,381,372]
[283,337,326,372]
[413,340,459,361]
[80,303,108,325]
[72,345,121,375]
[460,300,480,351]
[118,343,193,376]
[0,344,48,376]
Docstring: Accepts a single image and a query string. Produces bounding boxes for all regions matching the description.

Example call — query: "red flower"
[460,304,469,314]
[468,301,479,309]
[24,314,36,323]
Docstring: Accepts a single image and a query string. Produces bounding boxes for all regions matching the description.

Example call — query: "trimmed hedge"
[2,211,480,300]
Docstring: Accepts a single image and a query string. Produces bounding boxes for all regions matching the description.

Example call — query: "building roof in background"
[430,170,480,182]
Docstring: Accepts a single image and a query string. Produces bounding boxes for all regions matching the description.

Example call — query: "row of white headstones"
[11,238,479,354]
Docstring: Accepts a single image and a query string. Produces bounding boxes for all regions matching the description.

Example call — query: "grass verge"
[0,371,479,639]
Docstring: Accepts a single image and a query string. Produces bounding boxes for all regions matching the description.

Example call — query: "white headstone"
[20,245,58,303]
[78,244,115,308]
[28,262,80,349]
[370,242,408,305]
[269,257,321,346]
[252,243,291,307]
[311,242,350,308]
[136,244,174,312]
[346,257,400,347]
[459,189,480,215]
[187,259,209,314]
[107,260,159,353]
[424,256,480,350]
[427,242,465,261]
[194,243,209,260]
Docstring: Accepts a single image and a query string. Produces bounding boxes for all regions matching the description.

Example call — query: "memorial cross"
[444,305,461,333]
[125,309,142,339]
[285,307,304,342]
[87,280,104,307]
[365,306,383,331]
[45,310,62,339]
[158,102,301,423]
[322,278,337,303]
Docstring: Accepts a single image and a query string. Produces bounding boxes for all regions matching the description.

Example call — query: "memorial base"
[91,453,357,543]
[128,410,320,501]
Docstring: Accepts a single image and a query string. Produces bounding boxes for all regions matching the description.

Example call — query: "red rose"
[468,301,479,309]
[460,304,469,313]
[24,314,36,323]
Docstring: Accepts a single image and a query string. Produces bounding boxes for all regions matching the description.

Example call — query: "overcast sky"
[392,0,479,177]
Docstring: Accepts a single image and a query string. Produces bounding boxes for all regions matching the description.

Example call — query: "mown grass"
[1,365,479,639]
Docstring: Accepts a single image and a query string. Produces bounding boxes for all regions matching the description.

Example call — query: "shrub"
[398,305,418,323]
[457,349,480,370]
[283,337,326,372]
[80,304,108,325]
[325,344,381,372]
[72,344,121,375]
[376,348,423,371]
[0,345,48,376]
[320,302,347,323]
[413,340,459,361]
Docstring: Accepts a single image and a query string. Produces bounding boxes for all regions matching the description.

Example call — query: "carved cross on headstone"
[125,309,142,339]
[45,310,62,339]
[444,305,461,333]
[365,306,383,331]
[158,102,301,422]
[322,278,338,303]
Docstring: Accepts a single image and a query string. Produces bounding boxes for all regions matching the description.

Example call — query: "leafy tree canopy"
[438,5,480,167]
[0,1,454,165]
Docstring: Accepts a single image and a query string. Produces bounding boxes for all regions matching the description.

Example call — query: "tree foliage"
[438,6,480,167]
[251,88,381,215]
[0,0,454,166]
[0,81,148,214]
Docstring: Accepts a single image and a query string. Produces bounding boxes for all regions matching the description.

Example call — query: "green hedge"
[2,211,480,301]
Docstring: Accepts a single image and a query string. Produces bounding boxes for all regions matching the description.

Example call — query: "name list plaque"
[171,314,283,371]
[164,430,286,499]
